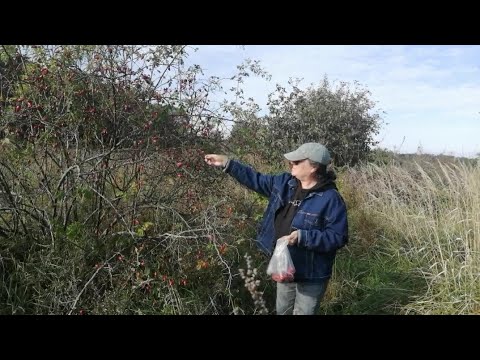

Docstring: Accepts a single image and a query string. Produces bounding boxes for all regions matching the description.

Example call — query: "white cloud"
[187,45,480,157]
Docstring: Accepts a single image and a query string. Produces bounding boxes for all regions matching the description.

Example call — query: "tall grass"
[343,159,480,314]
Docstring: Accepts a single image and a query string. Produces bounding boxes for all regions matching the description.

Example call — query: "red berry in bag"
[271,266,295,282]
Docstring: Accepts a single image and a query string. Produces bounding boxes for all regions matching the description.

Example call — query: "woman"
[204,142,348,315]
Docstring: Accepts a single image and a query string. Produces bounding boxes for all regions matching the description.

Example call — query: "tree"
[0,45,275,315]
[264,76,384,166]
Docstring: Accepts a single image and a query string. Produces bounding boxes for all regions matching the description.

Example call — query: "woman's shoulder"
[273,172,294,185]
[323,187,347,207]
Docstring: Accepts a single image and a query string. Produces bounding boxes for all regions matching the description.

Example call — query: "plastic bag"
[267,237,295,282]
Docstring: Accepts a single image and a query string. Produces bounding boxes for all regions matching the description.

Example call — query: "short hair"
[307,160,337,181]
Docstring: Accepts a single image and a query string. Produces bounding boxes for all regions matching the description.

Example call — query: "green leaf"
[142,222,154,231]
[66,222,84,241]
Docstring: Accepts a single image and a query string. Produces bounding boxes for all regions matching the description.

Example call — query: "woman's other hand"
[204,154,229,167]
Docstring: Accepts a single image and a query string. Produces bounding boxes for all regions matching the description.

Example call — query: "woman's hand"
[204,154,229,167]
[286,230,298,245]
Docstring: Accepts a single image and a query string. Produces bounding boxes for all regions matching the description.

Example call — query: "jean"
[276,280,329,315]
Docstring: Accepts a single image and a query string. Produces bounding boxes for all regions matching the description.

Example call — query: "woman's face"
[288,159,316,181]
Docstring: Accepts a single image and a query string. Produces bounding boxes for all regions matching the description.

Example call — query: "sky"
[185,45,480,158]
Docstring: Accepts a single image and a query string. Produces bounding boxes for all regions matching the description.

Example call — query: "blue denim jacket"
[225,159,348,282]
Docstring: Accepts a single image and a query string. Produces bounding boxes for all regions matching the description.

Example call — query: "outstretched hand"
[204,154,229,167]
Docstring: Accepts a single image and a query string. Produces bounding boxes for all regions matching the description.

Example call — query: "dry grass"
[343,159,480,314]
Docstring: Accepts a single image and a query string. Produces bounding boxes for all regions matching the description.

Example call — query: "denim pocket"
[298,210,320,229]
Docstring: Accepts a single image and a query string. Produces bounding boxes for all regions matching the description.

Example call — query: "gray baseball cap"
[284,142,331,165]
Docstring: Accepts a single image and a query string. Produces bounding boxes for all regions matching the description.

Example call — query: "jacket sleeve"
[223,159,276,198]
[297,193,348,253]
